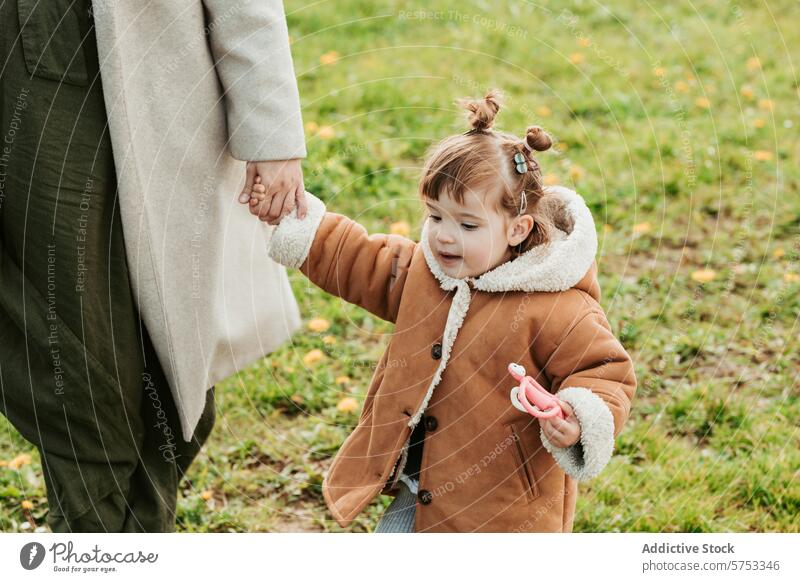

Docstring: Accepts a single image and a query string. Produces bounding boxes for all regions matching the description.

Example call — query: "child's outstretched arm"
[267,192,417,323]
[538,307,637,482]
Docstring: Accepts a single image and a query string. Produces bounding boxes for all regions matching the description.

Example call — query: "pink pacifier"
[508,362,565,420]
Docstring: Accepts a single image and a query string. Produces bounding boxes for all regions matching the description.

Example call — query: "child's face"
[424,189,531,279]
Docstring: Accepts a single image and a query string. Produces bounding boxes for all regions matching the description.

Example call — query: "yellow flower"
[336,397,359,413]
[569,53,585,64]
[390,221,411,236]
[653,67,666,77]
[320,51,339,65]
[543,173,559,186]
[536,106,552,118]
[21,500,34,510]
[772,248,785,259]
[675,80,689,93]
[740,85,754,100]
[752,118,766,128]
[305,121,319,133]
[754,150,773,161]
[317,126,335,139]
[578,37,591,47]
[603,224,614,233]
[555,142,568,152]
[283,366,295,373]
[200,490,213,501]
[746,56,761,71]
[307,318,331,333]
[335,375,350,385]
[322,335,337,345]
[784,273,800,283]
[8,453,32,469]
[633,222,651,235]
[303,349,325,366]
[691,269,717,283]
[568,165,585,181]
[695,97,711,109]
[758,99,774,111]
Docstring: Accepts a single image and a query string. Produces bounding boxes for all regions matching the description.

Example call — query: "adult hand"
[238,159,307,224]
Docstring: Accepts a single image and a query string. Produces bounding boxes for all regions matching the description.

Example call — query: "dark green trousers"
[0,0,215,532]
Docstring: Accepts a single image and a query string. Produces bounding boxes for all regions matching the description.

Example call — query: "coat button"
[418,489,433,505]
[431,343,442,359]
[424,415,438,431]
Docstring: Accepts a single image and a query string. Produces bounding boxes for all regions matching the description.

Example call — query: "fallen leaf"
[8,454,32,469]
[633,222,652,235]
[569,52,585,64]
[320,51,339,65]
[337,397,359,413]
[307,318,331,332]
[317,126,335,139]
[691,269,717,283]
[390,221,411,236]
[568,165,585,181]
[746,56,761,71]
[303,349,325,366]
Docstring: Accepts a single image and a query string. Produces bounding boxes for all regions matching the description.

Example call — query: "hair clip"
[518,191,527,215]
[513,151,527,174]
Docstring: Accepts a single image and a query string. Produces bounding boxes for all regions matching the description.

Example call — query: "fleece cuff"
[540,386,615,482]
[267,191,326,268]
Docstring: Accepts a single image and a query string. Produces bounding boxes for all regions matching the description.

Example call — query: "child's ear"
[508,215,535,245]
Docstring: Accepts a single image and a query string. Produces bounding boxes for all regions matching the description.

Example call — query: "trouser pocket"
[17,0,90,86]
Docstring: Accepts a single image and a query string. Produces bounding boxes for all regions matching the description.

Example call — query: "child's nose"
[436,228,455,244]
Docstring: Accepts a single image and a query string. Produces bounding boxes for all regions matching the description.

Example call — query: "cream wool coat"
[92,0,306,440]
[268,185,638,532]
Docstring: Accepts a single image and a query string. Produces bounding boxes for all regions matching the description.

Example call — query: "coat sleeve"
[539,308,637,482]
[202,0,306,161]
[267,192,417,323]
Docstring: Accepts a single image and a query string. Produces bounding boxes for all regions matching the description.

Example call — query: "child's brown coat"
[268,186,637,532]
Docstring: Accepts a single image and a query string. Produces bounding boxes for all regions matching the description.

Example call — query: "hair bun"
[525,125,553,151]
[458,88,503,132]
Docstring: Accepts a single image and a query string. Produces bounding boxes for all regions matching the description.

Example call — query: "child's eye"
[429,215,442,222]
[461,223,478,231]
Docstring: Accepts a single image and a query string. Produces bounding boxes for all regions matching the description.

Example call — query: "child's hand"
[248,175,300,225]
[539,400,581,447]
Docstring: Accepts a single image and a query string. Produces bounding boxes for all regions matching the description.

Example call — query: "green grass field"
[1,0,798,532]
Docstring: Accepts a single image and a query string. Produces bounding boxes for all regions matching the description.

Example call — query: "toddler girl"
[263,89,637,532]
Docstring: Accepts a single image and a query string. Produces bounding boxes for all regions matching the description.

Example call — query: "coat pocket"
[505,422,541,504]
[17,0,90,86]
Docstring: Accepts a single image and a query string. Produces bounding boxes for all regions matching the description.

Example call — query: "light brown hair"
[419,89,573,256]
